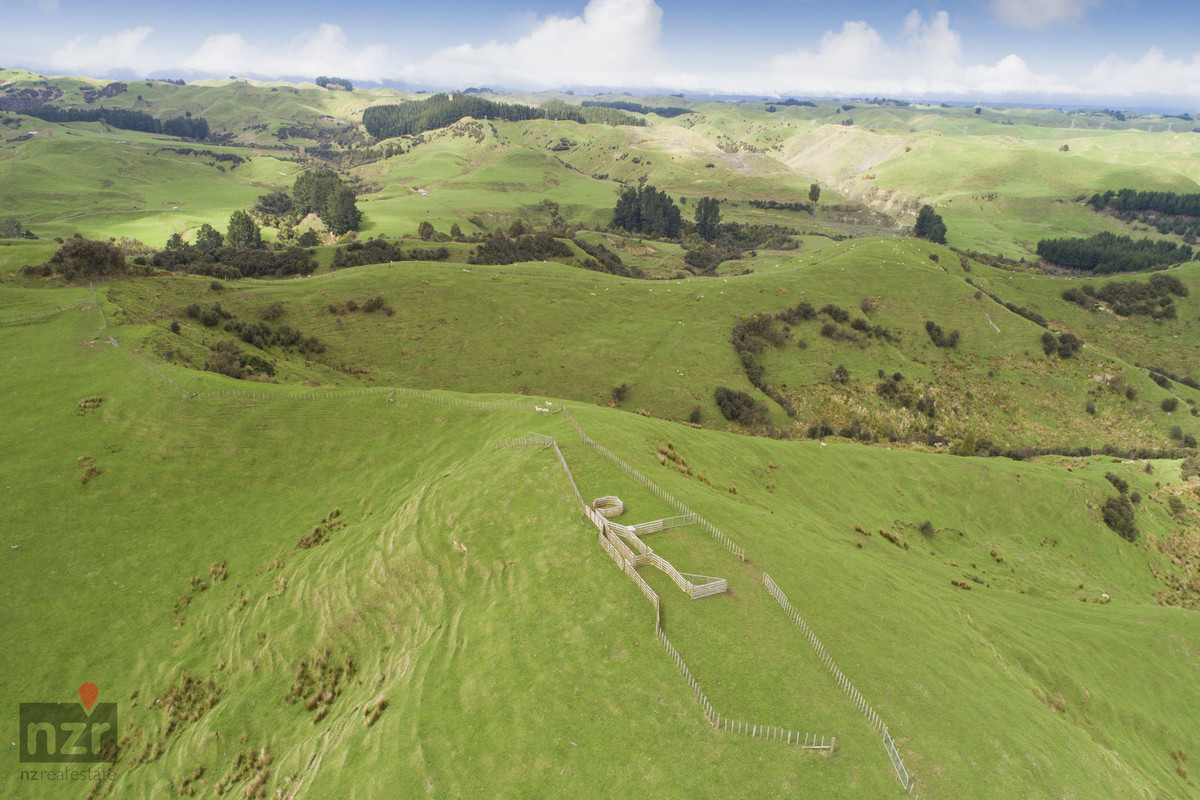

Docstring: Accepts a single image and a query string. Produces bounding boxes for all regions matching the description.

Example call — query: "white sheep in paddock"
[535,406,550,413]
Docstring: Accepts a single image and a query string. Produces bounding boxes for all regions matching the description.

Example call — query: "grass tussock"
[297,508,344,549]
[286,646,357,722]
[156,671,221,738]
[214,746,272,798]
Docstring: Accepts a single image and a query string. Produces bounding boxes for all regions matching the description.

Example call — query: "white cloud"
[185,24,390,82]
[760,11,1068,98]
[402,0,664,89]
[49,27,156,76]
[1080,47,1200,99]
[990,0,1102,29]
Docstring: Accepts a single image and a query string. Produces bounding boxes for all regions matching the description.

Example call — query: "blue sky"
[3,0,1199,107]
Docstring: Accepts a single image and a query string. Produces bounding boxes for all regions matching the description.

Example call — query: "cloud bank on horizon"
[6,0,1200,107]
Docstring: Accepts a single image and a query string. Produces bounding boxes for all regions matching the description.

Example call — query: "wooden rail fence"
[560,407,745,561]
[499,431,834,754]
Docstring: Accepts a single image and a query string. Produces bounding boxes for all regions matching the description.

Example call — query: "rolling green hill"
[3,73,1200,800]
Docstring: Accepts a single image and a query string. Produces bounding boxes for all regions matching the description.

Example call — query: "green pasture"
[98,237,1200,453]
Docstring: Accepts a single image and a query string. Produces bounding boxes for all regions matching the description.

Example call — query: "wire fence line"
[560,407,745,562]
[764,573,915,793]
[104,336,189,396]
[498,431,834,753]
[233,259,681,288]
[187,384,536,411]
[0,297,96,327]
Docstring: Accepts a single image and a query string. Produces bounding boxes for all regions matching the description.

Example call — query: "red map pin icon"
[79,682,99,711]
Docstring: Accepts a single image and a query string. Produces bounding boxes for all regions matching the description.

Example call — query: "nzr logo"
[19,683,118,763]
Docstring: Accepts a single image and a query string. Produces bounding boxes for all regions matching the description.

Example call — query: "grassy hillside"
[97,237,1200,455]
[1,289,1197,799]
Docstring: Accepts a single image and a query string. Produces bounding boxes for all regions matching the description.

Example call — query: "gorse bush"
[1042,330,1084,358]
[714,386,767,426]
[1102,494,1138,542]
[1104,471,1129,494]
[820,304,850,323]
[469,230,573,266]
[925,320,960,348]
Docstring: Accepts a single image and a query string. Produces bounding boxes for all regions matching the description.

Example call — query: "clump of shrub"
[1102,494,1138,542]
[328,295,394,316]
[156,671,222,738]
[1073,273,1190,318]
[286,647,357,723]
[714,386,766,426]
[1163,397,1179,413]
[925,320,960,348]
[1061,287,1099,310]
[807,419,835,438]
[297,508,344,549]
[1041,330,1084,358]
[204,339,275,380]
[259,301,285,321]
[819,304,850,323]
[213,745,272,798]
[1104,471,1130,494]
[332,236,450,269]
[1182,455,1200,481]
[609,383,631,406]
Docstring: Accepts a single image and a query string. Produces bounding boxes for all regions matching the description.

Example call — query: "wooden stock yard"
[499,423,836,757]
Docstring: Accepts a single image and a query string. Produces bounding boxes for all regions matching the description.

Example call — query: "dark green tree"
[323,186,362,236]
[914,204,947,244]
[292,169,344,217]
[418,221,436,241]
[296,229,320,247]
[227,210,262,250]
[694,197,721,241]
[610,184,682,238]
[195,223,224,251]
[164,232,187,252]
[809,183,821,204]
[254,191,293,218]
[0,217,23,238]
[611,187,641,231]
